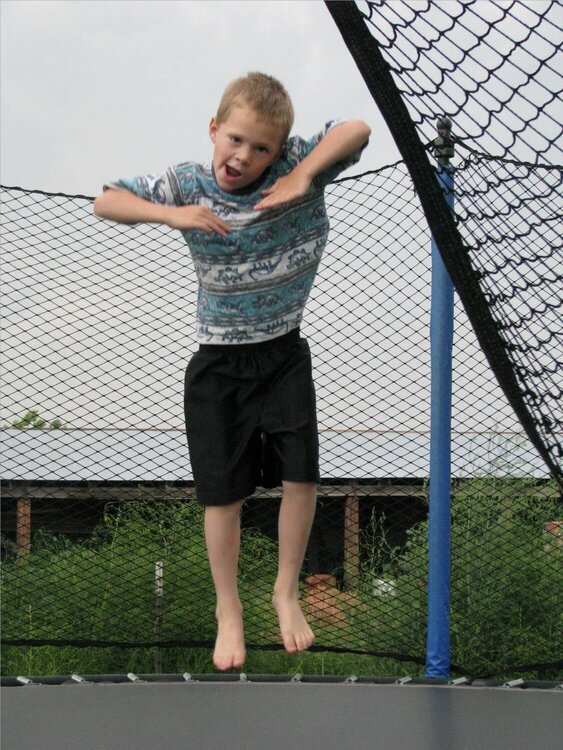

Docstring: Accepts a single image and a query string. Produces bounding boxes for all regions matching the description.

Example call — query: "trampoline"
[2,674,561,750]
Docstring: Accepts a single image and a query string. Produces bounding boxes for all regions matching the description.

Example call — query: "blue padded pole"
[426,118,455,678]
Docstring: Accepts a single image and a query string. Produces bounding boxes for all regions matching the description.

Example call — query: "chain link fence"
[2,157,560,677]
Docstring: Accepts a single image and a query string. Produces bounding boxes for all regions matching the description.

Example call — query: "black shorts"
[184,328,319,506]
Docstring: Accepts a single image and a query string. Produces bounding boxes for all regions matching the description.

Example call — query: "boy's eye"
[257,146,269,154]
[230,136,242,144]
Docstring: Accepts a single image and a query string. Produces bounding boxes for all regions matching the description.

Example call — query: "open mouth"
[225,165,242,179]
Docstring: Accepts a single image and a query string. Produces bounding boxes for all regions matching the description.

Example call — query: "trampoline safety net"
[1,0,562,679]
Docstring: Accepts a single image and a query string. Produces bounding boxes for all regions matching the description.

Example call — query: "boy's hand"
[93,190,233,236]
[254,169,312,211]
[166,205,232,237]
[253,120,371,212]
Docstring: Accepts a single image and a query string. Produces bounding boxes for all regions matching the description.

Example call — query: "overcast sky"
[1,0,399,196]
[1,0,535,445]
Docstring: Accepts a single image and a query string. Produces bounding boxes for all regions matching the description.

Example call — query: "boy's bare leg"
[273,481,317,653]
[204,500,246,671]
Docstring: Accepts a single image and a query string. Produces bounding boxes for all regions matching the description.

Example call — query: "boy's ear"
[275,133,288,158]
[209,117,218,143]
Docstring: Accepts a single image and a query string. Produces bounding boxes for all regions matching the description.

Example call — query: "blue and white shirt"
[105,121,366,344]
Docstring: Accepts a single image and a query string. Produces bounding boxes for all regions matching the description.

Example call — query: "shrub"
[357,479,562,678]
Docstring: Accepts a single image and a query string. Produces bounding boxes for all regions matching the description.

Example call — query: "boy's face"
[209,105,285,192]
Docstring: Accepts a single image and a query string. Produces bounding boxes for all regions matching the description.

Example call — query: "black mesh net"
[361,0,561,166]
[1,165,560,678]
[327,0,562,485]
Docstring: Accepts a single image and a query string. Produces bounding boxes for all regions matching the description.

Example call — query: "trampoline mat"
[2,678,562,750]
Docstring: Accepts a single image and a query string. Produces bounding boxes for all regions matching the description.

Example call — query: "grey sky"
[1,0,398,196]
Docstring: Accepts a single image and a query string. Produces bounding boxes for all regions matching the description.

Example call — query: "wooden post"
[154,561,164,673]
[343,490,360,591]
[16,496,32,566]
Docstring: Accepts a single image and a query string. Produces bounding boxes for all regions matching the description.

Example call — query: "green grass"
[0,644,415,679]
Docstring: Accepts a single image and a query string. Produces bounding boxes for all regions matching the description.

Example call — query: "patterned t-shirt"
[105,121,366,344]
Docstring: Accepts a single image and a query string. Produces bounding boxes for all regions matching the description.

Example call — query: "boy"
[94,72,370,671]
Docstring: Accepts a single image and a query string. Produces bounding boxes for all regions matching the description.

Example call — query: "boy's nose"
[237,146,252,165]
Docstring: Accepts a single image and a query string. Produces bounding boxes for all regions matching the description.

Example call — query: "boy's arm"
[93,189,232,236]
[254,120,371,211]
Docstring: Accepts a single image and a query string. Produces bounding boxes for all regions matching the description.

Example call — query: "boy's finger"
[199,218,230,235]
[254,198,272,210]
[256,191,295,209]
[213,217,232,232]
[208,212,231,229]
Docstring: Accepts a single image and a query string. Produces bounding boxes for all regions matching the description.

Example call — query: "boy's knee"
[282,481,317,497]
[205,499,243,516]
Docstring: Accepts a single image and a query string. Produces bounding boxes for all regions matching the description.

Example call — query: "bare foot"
[272,591,315,654]
[213,606,246,672]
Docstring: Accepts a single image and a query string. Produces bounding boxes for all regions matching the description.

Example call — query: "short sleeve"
[103,163,197,206]
[283,120,368,189]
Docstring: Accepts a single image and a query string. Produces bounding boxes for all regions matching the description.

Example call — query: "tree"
[5,409,66,430]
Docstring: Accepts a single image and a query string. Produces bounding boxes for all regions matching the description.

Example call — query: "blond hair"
[216,72,294,141]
